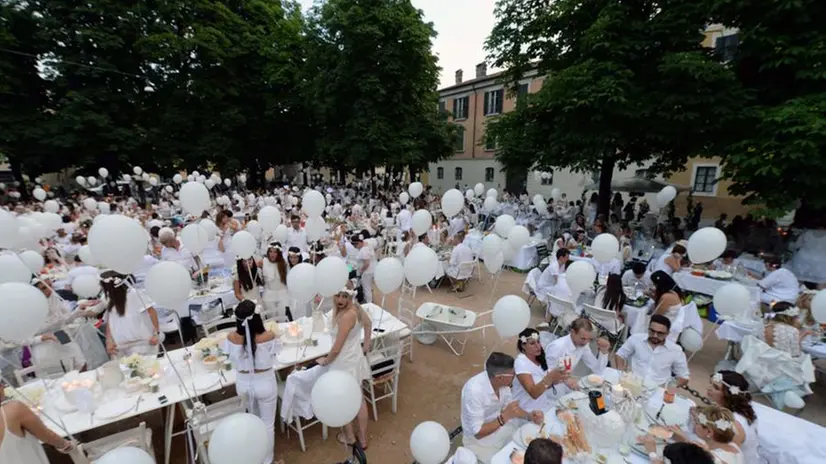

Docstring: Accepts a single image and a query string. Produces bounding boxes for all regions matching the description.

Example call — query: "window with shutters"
[437,167,444,179]
[715,34,739,62]
[518,83,529,99]
[454,125,465,152]
[692,165,719,195]
[452,96,469,120]
[484,89,504,116]
[485,167,495,182]
[438,100,445,113]
[455,167,463,181]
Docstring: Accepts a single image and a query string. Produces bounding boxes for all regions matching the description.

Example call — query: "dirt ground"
[47,268,826,464]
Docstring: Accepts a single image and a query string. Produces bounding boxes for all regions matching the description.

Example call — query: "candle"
[612,385,625,396]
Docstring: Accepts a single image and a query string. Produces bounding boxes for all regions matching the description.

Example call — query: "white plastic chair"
[396,298,416,362]
[278,368,329,452]
[583,303,628,351]
[447,261,476,294]
[363,336,402,421]
[76,422,155,463]
[546,294,581,334]
[159,310,186,348]
[13,365,37,387]
[202,317,236,337]
[522,268,544,307]
[184,398,246,464]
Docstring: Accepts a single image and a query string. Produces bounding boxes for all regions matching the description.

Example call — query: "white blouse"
[222,338,279,372]
[511,353,558,413]
[105,289,155,345]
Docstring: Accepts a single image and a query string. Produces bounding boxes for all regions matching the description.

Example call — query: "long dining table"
[26,303,406,464]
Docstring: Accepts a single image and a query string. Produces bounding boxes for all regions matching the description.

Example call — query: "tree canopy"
[485,0,744,214]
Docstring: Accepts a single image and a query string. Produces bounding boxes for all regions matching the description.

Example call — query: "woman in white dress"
[317,287,372,449]
[706,371,759,464]
[0,383,74,464]
[101,272,160,357]
[653,244,686,276]
[511,329,568,413]
[222,301,282,464]
[651,270,684,322]
[233,257,262,304]
[261,242,290,321]
[670,405,744,464]
[763,302,804,357]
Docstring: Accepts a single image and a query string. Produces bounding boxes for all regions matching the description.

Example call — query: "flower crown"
[765,306,800,320]
[711,372,744,396]
[697,412,732,431]
[267,242,283,251]
[519,333,539,343]
[336,287,356,296]
[100,275,127,287]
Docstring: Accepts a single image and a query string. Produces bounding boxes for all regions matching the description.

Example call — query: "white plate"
[210,285,232,294]
[578,375,604,390]
[512,423,541,449]
[95,398,136,420]
[192,373,221,392]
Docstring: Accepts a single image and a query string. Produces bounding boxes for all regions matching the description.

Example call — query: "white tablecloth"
[674,271,759,296]
[802,338,826,359]
[505,242,541,271]
[623,300,653,335]
[716,319,764,343]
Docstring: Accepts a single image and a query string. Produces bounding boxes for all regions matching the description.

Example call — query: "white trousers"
[263,289,289,320]
[361,273,374,304]
[462,422,517,464]
[236,371,278,464]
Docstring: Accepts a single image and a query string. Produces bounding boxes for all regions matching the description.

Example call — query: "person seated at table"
[758,255,800,305]
[222,300,282,464]
[234,255,263,303]
[594,274,627,319]
[706,371,759,463]
[537,249,570,297]
[651,270,685,322]
[615,315,690,386]
[543,318,611,380]
[407,233,430,256]
[653,243,686,276]
[763,302,805,357]
[512,329,569,413]
[621,262,653,294]
[524,438,563,464]
[101,271,160,357]
[670,405,745,464]
[712,250,739,271]
[449,212,466,239]
[639,441,715,464]
[0,380,76,463]
[460,352,544,464]
[446,231,475,283]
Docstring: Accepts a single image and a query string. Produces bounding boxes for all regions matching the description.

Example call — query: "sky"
[296,0,498,89]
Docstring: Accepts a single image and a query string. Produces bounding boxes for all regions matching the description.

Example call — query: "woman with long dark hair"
[651,270,684,322]
[706,371,758,463]
[233,256,262,303]
[511,328,567,413]
[222,300,281,464]
[101,271,160,356]
[596,273,627,317]
[261,242,290,320]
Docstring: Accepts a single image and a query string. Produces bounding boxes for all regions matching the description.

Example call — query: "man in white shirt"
[543,318,611,380]
[758,255,800,304]
[447,231,475,281]
[159,232,197,269]
[615,314,690,386]
[536,248,569,297]
[354,234,376,303]
[397,207,413,233]
[461,352,544,463]
[621,262,653,293]
[286,215,309,254]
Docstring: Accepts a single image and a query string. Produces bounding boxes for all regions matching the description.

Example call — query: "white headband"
[336,287,356,296]
[519,333,540,343]
[697,412,732,431]
[765,306,800,320]
[711,373,745,396]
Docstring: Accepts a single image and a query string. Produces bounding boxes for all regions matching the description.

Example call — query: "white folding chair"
[202,317,236,337]
[401,280,417,299]
[546,294,581,334]
[278,368,329,452]
[396,298,416,362]
[13,365,37,387]
[159,310,186,348]
[447,261,476,295]
[180,397,247,464]
[363,336,402,421]
[76,422,155,463]
[522,268,543,307]
[583,303,628,352]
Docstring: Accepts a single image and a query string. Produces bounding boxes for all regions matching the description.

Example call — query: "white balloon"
[411,209,433,236]
[290,196,298,206]
[199,219,219,239]
[410,421,451,464]
[96,446,154,464]
[311,370,362,427]
[404,246,438,286]
[508,225,530,249]
[484,251,504,274]
[314,256,349,297]
[305,216,327,242]
[474,183,485,196]
[32,188,47,201]
[660,185,677,202]
[482,234,503,260]
[687,227,727,264]
[399,192,410,205]
[712,283,751,319]
[494,215,516,238]
[41,212,62,231]
[72,274,101,298]
[97,202,110,214]
[441,189,464,217]
[258,206,282,233]
[146,261,192,308]
[165,185,173,193]
[486,188,498,198]
[244,220,262,240]
[811,290,826,324]
[566,260,596,296]
[197,175,206,183]
[43,200,60,213]
[187,175,194,182]
[483,196,498,212]
[408,182,424,198]
[273,224,289,243]
[0,254,33,283]
[123,174,132,183]
[302,190,326,217]
[180,223,210,255]
[205,179,215,190]
[78,245,96,265]
[19,250,44,273]
[680,327,703,352]
[492,295,531,337]
[88,215,148,274]
[230,231,257,259]
[133,166,143,175]
[550,188,562,200]
[501,238,517,261]
[83,197,97,211]
[98,167,109,178]
[465,189,474,200]
[238,173,247,184]
[375,257,405,294]
[179,182,211,216]
[173,173,183,184]
[192,170,200,178]
[76,175,86,186]
[224,178,232,187]
[0,282,48,343]
[535,201,548,215]
[287,263,316,303]
[532,194,544,207]
[208,413,269,464]
[0,210,20,249]
[149,176,158,186]
[784,391,805,409]
[591,233,620,264]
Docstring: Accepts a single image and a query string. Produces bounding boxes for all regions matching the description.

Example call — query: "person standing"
[101,272,160,357]
[286,215,309,254]
[261,242,291,321]
[353,234,376,304]
[234,257,263,304]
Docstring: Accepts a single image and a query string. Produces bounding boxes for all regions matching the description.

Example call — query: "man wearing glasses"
[615,315,690,386]
[460,352,545,463]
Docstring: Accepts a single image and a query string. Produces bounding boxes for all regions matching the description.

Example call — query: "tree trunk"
[408,165,417,183]
[384,166,392,191]
[598,155,615,218]
[371,166,377,197]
